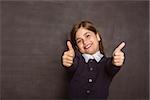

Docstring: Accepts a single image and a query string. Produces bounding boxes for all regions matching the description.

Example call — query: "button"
[89,59,93,63]
[89,78,93,83]
[86,90,90,94]
[90,67,93,71]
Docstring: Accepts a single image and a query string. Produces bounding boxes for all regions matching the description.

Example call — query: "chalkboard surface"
[1,1,149,100]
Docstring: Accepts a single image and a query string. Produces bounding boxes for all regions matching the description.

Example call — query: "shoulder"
[74,50,84,61]
[100,55,111,63]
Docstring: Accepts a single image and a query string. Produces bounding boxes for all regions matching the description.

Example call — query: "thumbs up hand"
[62,41,75,67]
[112,42,125,66]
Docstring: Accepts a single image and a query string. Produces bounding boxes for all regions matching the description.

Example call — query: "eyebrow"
[83,32,90,36]
[76,32,90,41]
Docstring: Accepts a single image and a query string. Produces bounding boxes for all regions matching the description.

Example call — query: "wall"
[1,1,149,100]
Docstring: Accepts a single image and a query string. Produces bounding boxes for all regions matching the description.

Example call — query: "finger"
[64,51,74,57]
[113,62,123,66]
[114,51,124,56]
[63,62,72,67]
[63,59,73,64]
[63,55,74,61]
[114,42,125,53]
[113,56,124,60]
[113,59,124,66]
[67,41,74,51]
[113,59,124,63]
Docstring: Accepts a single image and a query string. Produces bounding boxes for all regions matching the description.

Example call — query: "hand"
[62,41,75,67]
[112,42,125,66]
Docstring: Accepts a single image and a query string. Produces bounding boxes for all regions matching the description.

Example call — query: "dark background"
[1,1,149,100]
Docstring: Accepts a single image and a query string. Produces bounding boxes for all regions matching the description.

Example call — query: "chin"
[80,48,97,54]
[88,52,96,55]
[85,50,96,55]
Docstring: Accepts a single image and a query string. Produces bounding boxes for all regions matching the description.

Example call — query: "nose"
[83,38,88,45]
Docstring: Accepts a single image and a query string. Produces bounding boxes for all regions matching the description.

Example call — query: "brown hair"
[70,20,105,55]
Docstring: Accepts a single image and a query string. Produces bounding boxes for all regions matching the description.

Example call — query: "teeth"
[85,44,91,49]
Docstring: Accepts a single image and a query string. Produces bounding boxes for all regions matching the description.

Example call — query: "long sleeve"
[64,56,78,73]
[63,51,81,74]
[105,57,121,77]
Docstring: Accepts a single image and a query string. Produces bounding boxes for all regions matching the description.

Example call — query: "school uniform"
[64,51,121,100]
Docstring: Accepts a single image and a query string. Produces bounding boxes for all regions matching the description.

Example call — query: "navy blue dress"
[64,51,121,100]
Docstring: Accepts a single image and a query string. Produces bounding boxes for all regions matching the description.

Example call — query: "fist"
[62,41,75,67]
[112,42,125,66]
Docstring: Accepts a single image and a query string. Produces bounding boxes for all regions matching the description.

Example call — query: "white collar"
[82,51,104,63]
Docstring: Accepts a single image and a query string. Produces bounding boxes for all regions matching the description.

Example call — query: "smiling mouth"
[84,43,92,50]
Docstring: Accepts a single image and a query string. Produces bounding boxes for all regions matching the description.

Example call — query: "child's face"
[75,27,100,55]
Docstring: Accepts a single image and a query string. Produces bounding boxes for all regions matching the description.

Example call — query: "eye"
[76,39,82,44]
[86,34,90,38]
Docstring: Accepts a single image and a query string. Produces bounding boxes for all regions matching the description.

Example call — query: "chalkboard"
[1,1,149,100]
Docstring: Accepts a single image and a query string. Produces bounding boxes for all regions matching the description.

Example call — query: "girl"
[62,21,125,100]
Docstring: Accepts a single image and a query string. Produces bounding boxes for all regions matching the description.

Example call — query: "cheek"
[77,44,82,49]
[95,41,100,48]
[77,43,84,50]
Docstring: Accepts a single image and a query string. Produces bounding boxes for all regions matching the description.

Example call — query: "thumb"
[67,41,74,52]
[114,42,125,53]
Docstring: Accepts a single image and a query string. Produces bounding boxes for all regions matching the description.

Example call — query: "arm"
[105,42,125,76]
[105,57,121,77]
[62,41,75,67]
[62,41,78,73]
[112,42,125,67]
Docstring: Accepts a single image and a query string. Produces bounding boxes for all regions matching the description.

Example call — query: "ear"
[96,33,101,41]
